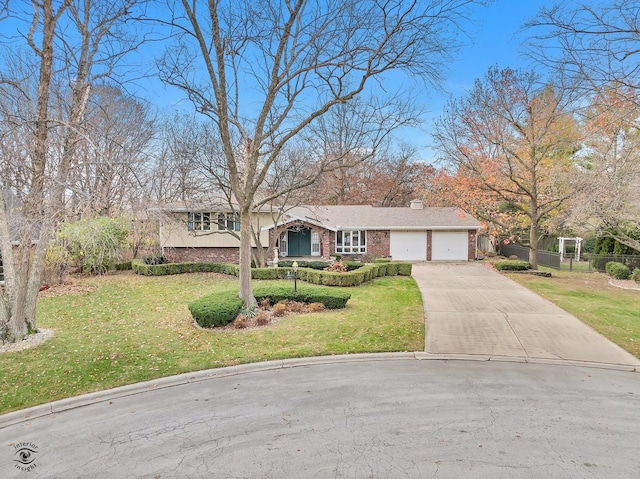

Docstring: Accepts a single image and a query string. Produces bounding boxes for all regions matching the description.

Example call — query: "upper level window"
[187,211,240,232]
[187,212,211,231]
[217,212,240,232]
[336,230,366,254]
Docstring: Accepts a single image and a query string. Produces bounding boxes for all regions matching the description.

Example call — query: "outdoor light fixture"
[292,261,298,292]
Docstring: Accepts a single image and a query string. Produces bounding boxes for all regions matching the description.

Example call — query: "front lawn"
[0,272,424,414]
[507,269,640,359]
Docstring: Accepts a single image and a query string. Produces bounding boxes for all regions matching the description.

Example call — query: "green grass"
[508,269,640,359]
[559,260,595,273]
[0,272,423,414]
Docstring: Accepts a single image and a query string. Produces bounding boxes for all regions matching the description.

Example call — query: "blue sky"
[1,0,557,162]
[408,0,555,161]
[138,0,556,162]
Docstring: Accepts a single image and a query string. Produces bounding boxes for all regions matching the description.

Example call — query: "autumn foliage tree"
[433,67,580,268]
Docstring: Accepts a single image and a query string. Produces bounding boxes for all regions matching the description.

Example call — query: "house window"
[187,212,240,232]
[217,212,241,232]
[336,230,366,254]
[187,212,211,231]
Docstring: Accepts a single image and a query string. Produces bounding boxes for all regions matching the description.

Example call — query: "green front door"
[288,229,311,256]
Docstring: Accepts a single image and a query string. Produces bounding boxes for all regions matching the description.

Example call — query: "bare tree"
[433,67,580,269]
[66,84,155,217]
[0,0,148,343]
[527,0,640,108]
[157,0,483,308]
[527,0,640,250]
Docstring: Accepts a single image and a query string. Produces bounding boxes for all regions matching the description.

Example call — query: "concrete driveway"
[413,262,640,367]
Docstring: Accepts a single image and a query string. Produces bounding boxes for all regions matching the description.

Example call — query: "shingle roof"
[286,205,481,230]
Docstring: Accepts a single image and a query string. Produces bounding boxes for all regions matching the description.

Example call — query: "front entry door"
[287,229,311,256]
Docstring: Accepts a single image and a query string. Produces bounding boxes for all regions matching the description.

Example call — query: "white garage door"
[431,231,469,261]
[390,231,427,261]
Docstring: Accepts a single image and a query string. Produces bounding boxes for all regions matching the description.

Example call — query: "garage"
[431,230,470,261]
[390,231,427,261]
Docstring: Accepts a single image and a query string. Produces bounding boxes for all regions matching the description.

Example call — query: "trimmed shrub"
[632,268,640,282]
[374,258,391,263]
[188,291,243,328]
[606,261,631,280]
[143,254,166,265]
[114,261,132,271]
[495,260,531,271]
[133,259,412,288]
[344,261,364,271]
[251,267,289,280]
[396,263,412,276]
[253,284,351,309]
[189,283,353,328]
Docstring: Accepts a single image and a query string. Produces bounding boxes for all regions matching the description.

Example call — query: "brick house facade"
[159,203,482,263]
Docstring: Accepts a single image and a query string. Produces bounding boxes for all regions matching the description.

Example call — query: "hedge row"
[495,260,531,271]
[188,284,352,328]
[253,284,351,309]
[132,260,239,276]
[132,260,412,286]
[277,260,363,271]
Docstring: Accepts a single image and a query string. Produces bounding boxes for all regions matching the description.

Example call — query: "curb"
[2,351,638,429]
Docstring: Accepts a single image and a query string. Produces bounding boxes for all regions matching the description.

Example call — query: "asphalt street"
[2,356,640,478]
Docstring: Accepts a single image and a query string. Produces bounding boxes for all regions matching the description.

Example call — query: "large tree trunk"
[238,206,257,309]
[529,194,539,270]
[1,0,57,343]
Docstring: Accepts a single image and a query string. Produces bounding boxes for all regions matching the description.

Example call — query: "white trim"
[341,225,479,231]
[260,213,338,233]
[311,231,321,256]
[336,230,366,254]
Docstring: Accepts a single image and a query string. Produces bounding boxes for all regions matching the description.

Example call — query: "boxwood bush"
[188,291,243,328]
[189,284,352,328]
[606,261,631,280]
[495,260,531,271]
[133,259,412,286]
[253,284,351,309]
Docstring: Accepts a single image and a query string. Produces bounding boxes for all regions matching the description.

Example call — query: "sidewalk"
[412,262,640,367]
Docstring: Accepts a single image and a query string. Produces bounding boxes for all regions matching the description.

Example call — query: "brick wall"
[165,247,267,264]
[365,230,390,258]
[468,229,477,261]
[270,221,334,260]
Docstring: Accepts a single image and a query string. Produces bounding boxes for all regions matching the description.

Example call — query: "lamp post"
[292,261,298,293]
